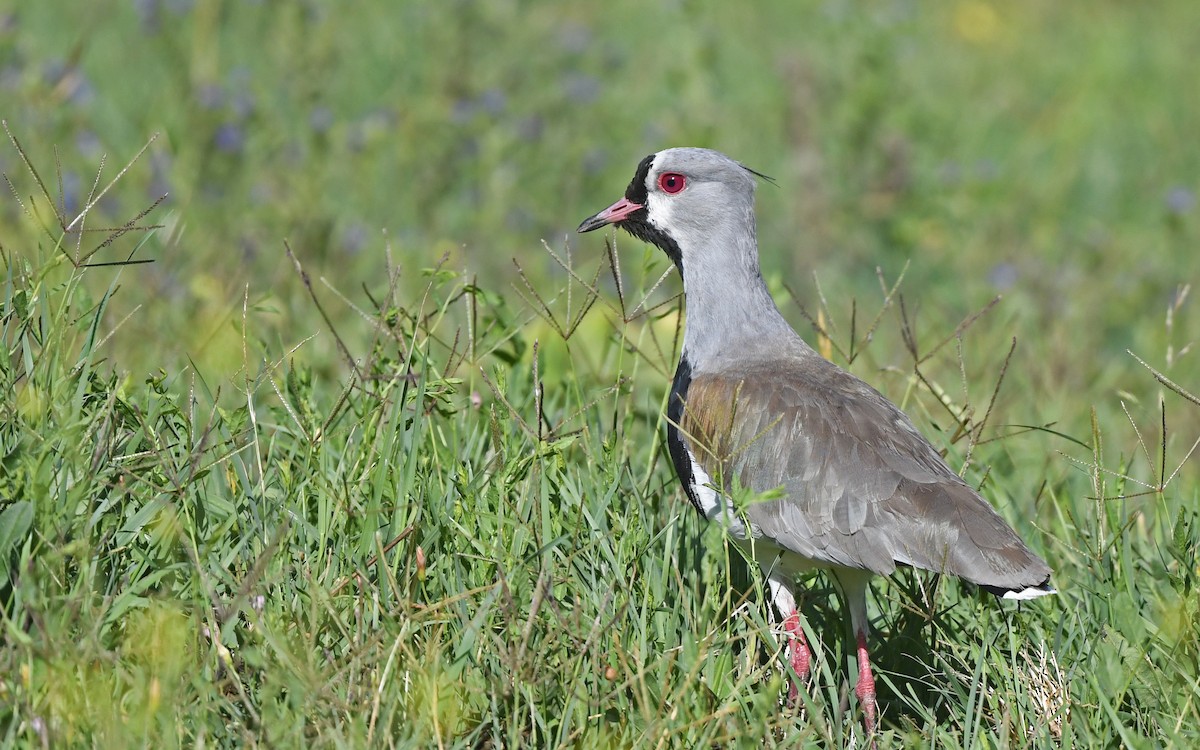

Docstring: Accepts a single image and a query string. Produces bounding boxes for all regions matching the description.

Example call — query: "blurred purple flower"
[249,181,274,205]
[974,159,998,181]
[451,98,476,124]
[557,22,592,54]
[42,59,66,82]
[517,115,544,142]
[1166,186,1194,215]
[214,123,244,154]
[195,83,225,110]
[134,0,161,32]
[76,130,102,159]
[240,234,259,263]
[281,140,304,166]
[230,91,256,120]
[938,161,961,185]
[582,148,608,175]
[506,207,535,232]
[42,60,94,107]
[345,123,366,151]
[344,111,396,151]
[479,88,506,114]
[453,91,506,123]
[309,106,334,134]
[67,77,95,107]
[339,222,368,255]
[228,65,252,87]
[60,172,81,217]
[641,122,667,145]
[0,64,20,91]
[987,262,1019,291]
[369,108,398,129]
[562,73,599,104]
[149,150,173,200]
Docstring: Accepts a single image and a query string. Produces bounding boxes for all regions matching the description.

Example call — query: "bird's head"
[577,147,766,271]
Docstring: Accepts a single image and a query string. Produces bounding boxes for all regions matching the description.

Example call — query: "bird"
[577,147,1054,736]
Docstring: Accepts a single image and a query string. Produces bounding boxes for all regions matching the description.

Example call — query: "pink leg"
[836,570,878,738]
[855,629,877,735]
[768,576,811,704]
[783,610,811,702]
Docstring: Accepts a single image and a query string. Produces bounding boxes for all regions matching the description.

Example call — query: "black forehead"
[623,153,657,204]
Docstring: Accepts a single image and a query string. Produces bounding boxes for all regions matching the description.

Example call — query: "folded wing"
[678,357,1052,593]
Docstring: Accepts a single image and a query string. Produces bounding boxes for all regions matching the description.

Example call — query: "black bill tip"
[577,213,610,233]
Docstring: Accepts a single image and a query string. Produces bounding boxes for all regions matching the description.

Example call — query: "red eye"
[658,172,686,194]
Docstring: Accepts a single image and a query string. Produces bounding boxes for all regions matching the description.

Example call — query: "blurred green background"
[4,0,1196,392]
[3,1,1200,745]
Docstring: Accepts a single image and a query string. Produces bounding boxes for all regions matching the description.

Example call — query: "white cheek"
[646,190,676,232]
[644,153,682,239]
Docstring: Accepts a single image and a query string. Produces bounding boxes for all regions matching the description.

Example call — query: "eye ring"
[658,172,686,194]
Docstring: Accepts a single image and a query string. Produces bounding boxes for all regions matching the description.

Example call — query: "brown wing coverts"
[677,357,1052,592]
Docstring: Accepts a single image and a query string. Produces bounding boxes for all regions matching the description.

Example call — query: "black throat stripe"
[666,354,704,516]
[616,153,685,272]
[624,153,655,204]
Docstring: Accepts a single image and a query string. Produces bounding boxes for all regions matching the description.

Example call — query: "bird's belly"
[735,535,829,580]
[687,452,830,579]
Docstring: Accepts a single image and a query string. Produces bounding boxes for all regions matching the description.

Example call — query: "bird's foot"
[783,611,811,704]
[854,629,878,737]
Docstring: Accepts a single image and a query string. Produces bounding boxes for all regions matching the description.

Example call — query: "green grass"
[2,1,1199,747]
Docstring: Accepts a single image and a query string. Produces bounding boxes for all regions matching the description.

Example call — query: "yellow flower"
[954,2,1001,44]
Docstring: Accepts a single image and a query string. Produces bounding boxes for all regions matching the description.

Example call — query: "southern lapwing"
[577,147,1054,735]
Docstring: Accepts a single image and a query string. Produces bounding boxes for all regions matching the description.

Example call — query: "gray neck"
[675,216,808,368]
